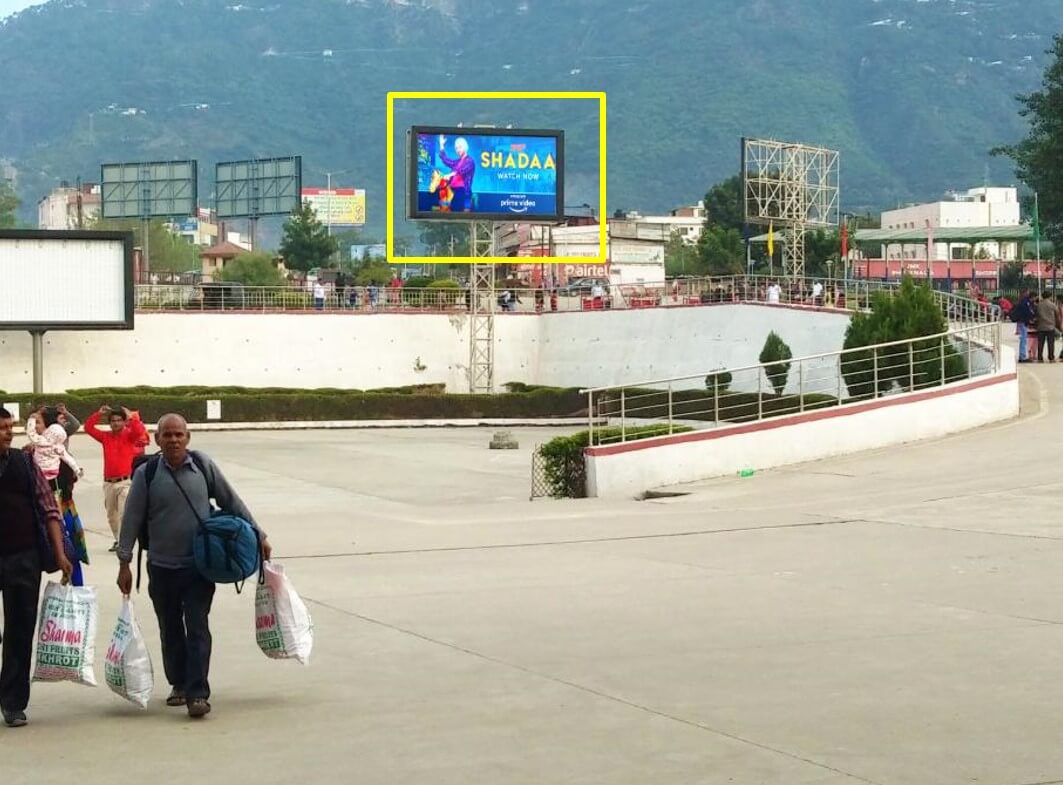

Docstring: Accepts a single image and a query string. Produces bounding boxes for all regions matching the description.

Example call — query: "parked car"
[558,277,609,296]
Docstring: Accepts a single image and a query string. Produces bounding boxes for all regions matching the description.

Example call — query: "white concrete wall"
[0,314,477,393]
[585,360,1019,499]
[534,305,851,391]
[0,305,850,394]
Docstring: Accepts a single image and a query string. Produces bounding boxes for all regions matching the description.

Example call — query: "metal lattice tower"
[468,221,496,394]
[742,138,840,280]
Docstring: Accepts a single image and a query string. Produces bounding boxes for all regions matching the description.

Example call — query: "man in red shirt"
[84,405,149,552]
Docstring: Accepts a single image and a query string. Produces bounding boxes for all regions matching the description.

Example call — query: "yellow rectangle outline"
[386,91,607,265]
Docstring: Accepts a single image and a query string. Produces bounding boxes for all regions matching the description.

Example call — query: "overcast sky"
[0,0,39,17]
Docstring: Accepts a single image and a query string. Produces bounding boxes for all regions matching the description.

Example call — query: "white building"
[880,186,1022,261]
[37,183,101,230]
[621,201,706,245]
[512,220,667,287]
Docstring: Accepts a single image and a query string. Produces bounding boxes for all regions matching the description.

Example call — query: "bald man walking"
[117,414,271,719]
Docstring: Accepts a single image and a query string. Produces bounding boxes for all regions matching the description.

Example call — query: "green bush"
[705,369,733,393]
[269,290,312,309]
[538,424,693,499]
[428,279,462,305]
[759,331,792,396]
[842,276,967,399]
[218,252,286,287]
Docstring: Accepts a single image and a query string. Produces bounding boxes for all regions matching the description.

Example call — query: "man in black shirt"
[0,407,72,728]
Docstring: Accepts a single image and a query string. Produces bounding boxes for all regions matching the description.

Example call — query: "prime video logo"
[501,195,539,214]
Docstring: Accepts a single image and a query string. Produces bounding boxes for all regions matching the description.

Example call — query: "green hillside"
[0,0,1059,234]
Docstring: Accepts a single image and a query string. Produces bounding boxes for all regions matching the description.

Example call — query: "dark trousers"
[148,564,216,700]
[0,549,42,714]
[1039,330,1057,362]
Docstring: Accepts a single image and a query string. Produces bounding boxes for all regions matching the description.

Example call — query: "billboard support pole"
[30,331,45,395]
[142,218,151,283]
[468,221,497,394]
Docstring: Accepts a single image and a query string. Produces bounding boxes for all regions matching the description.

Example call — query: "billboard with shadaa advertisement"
[407,126,564,222]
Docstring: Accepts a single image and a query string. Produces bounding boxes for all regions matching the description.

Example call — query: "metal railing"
[133,276,1001,324]
[580,321,1002,447]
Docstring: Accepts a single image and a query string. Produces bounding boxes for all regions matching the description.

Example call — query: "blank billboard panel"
[215,156,302,218]
[100,160,198,219]
[0,230,134,330]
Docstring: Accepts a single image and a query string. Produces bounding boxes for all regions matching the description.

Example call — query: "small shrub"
[705,369,733,393]
[759,331,793,396]
[428,278,462,306]
[538,424,694,499]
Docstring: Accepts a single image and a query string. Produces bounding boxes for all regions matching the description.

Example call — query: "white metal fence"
[134,275,1000,325]
[580,321,1002,447]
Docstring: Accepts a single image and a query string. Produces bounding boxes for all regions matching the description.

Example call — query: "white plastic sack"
[104,597,154,709]
[255,561,313,665]
[33,581,98,687]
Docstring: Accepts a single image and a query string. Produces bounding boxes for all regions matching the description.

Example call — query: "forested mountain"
[1,0,1060,231]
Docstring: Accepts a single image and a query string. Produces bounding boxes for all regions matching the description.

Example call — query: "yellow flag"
[767,222,774,258]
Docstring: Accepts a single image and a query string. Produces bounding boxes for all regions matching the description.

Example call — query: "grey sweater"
[117,451,263,569]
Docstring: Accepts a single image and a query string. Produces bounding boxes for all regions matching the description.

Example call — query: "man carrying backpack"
[0,407,73,728]
[115,413,271,719]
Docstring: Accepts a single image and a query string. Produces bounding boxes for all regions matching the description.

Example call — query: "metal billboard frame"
[0,229,135,393]
[741,138,840,280]
[215,156,303,219]
[0,229,135,331]
[100,160,198,219]
[406,125,565,223]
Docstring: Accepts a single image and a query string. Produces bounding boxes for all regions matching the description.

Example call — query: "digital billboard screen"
[408,126,563,222]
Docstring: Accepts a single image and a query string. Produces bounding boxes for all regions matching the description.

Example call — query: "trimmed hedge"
[8,385,586,424]
[595,388,839,425]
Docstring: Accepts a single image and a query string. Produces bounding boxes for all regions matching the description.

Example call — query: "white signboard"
[0,231,133,330]
[206,400,222,421]
[611,242,665,265]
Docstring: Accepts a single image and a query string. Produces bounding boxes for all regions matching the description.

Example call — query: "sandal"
[165,689,186,707]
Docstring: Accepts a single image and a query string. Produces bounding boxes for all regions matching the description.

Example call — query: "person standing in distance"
[84,405,149,552]
[0,407,73,728]
[116,414,271,719]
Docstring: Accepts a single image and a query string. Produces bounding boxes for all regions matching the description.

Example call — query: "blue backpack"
[136,452,262,593]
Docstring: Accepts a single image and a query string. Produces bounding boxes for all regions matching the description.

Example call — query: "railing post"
[620,388,626,442]
[967,327,973,380]
[940,336,946,387]
[667,383,673,435]
[798,361,804,412]
[587,391,594,446]
[908,342,915,391]
[757,371,763,420]
[872,349,879,399]
[714,377,720,424]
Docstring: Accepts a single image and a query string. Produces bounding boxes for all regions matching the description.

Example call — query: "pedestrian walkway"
[9,374,1063,784]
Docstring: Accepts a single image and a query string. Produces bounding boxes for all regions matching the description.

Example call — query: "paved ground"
[8,352,1063,785]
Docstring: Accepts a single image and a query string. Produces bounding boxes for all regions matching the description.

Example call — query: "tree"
[91,217,199,273]
[698,225,746,275]
[664,229,699,276]
[0,182,19,228]
[419,221,469,257]
[217,252,285,286]
[355,261,394,285]
[280,202,339,272]
[841,276,967,399]
[805,229,842,278]
[759,331,793,396]
[703,175,743,232]
[995,33,1063,252]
